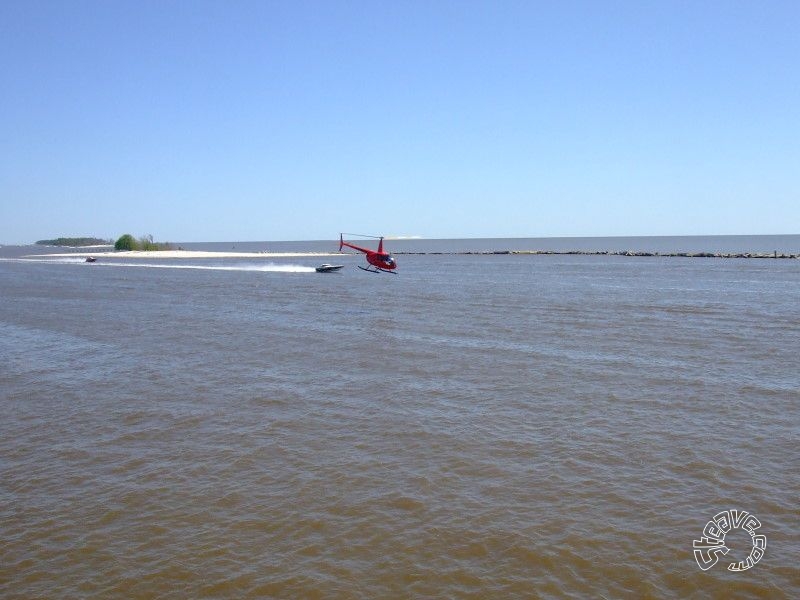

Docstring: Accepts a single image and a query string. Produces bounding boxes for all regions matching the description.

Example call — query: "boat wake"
[2,258,317,273]
[104,262,319,273]
[97,261,318,273]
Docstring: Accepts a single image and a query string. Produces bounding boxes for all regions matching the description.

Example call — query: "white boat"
[315,263,344,273]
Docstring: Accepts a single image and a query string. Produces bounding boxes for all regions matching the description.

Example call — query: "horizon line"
[4,232,800,247]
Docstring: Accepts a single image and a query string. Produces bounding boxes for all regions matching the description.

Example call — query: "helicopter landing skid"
[358,265,398,274]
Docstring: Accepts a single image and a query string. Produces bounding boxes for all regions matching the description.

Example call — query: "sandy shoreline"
[25,250,344,259]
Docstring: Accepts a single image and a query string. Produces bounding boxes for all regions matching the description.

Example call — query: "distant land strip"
[35,237,111,246]
[395,250,799,259]
[22,249,798,260]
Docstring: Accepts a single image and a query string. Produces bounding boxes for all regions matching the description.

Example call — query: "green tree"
[114,234,138,251]
[139,234,156,251]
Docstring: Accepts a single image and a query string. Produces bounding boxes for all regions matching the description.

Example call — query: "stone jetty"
[395,250,798,259]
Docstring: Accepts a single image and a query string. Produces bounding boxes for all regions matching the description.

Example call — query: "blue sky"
[1,1,798,244]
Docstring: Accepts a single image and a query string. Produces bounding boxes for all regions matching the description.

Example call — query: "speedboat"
[315,263,344,273]
[85,257,97,263]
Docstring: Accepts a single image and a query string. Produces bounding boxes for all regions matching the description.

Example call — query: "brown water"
[1,242,798,598]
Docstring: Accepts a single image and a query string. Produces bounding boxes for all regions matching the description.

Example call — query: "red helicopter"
[339,233,398,273]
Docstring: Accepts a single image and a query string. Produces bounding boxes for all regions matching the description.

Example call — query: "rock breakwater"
[396,250,798,259]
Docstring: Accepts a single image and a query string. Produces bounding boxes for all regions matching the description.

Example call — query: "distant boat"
[315,263,344,273]
[85,257,97,263]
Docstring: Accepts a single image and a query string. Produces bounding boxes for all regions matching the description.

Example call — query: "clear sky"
[1,1,798,244]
